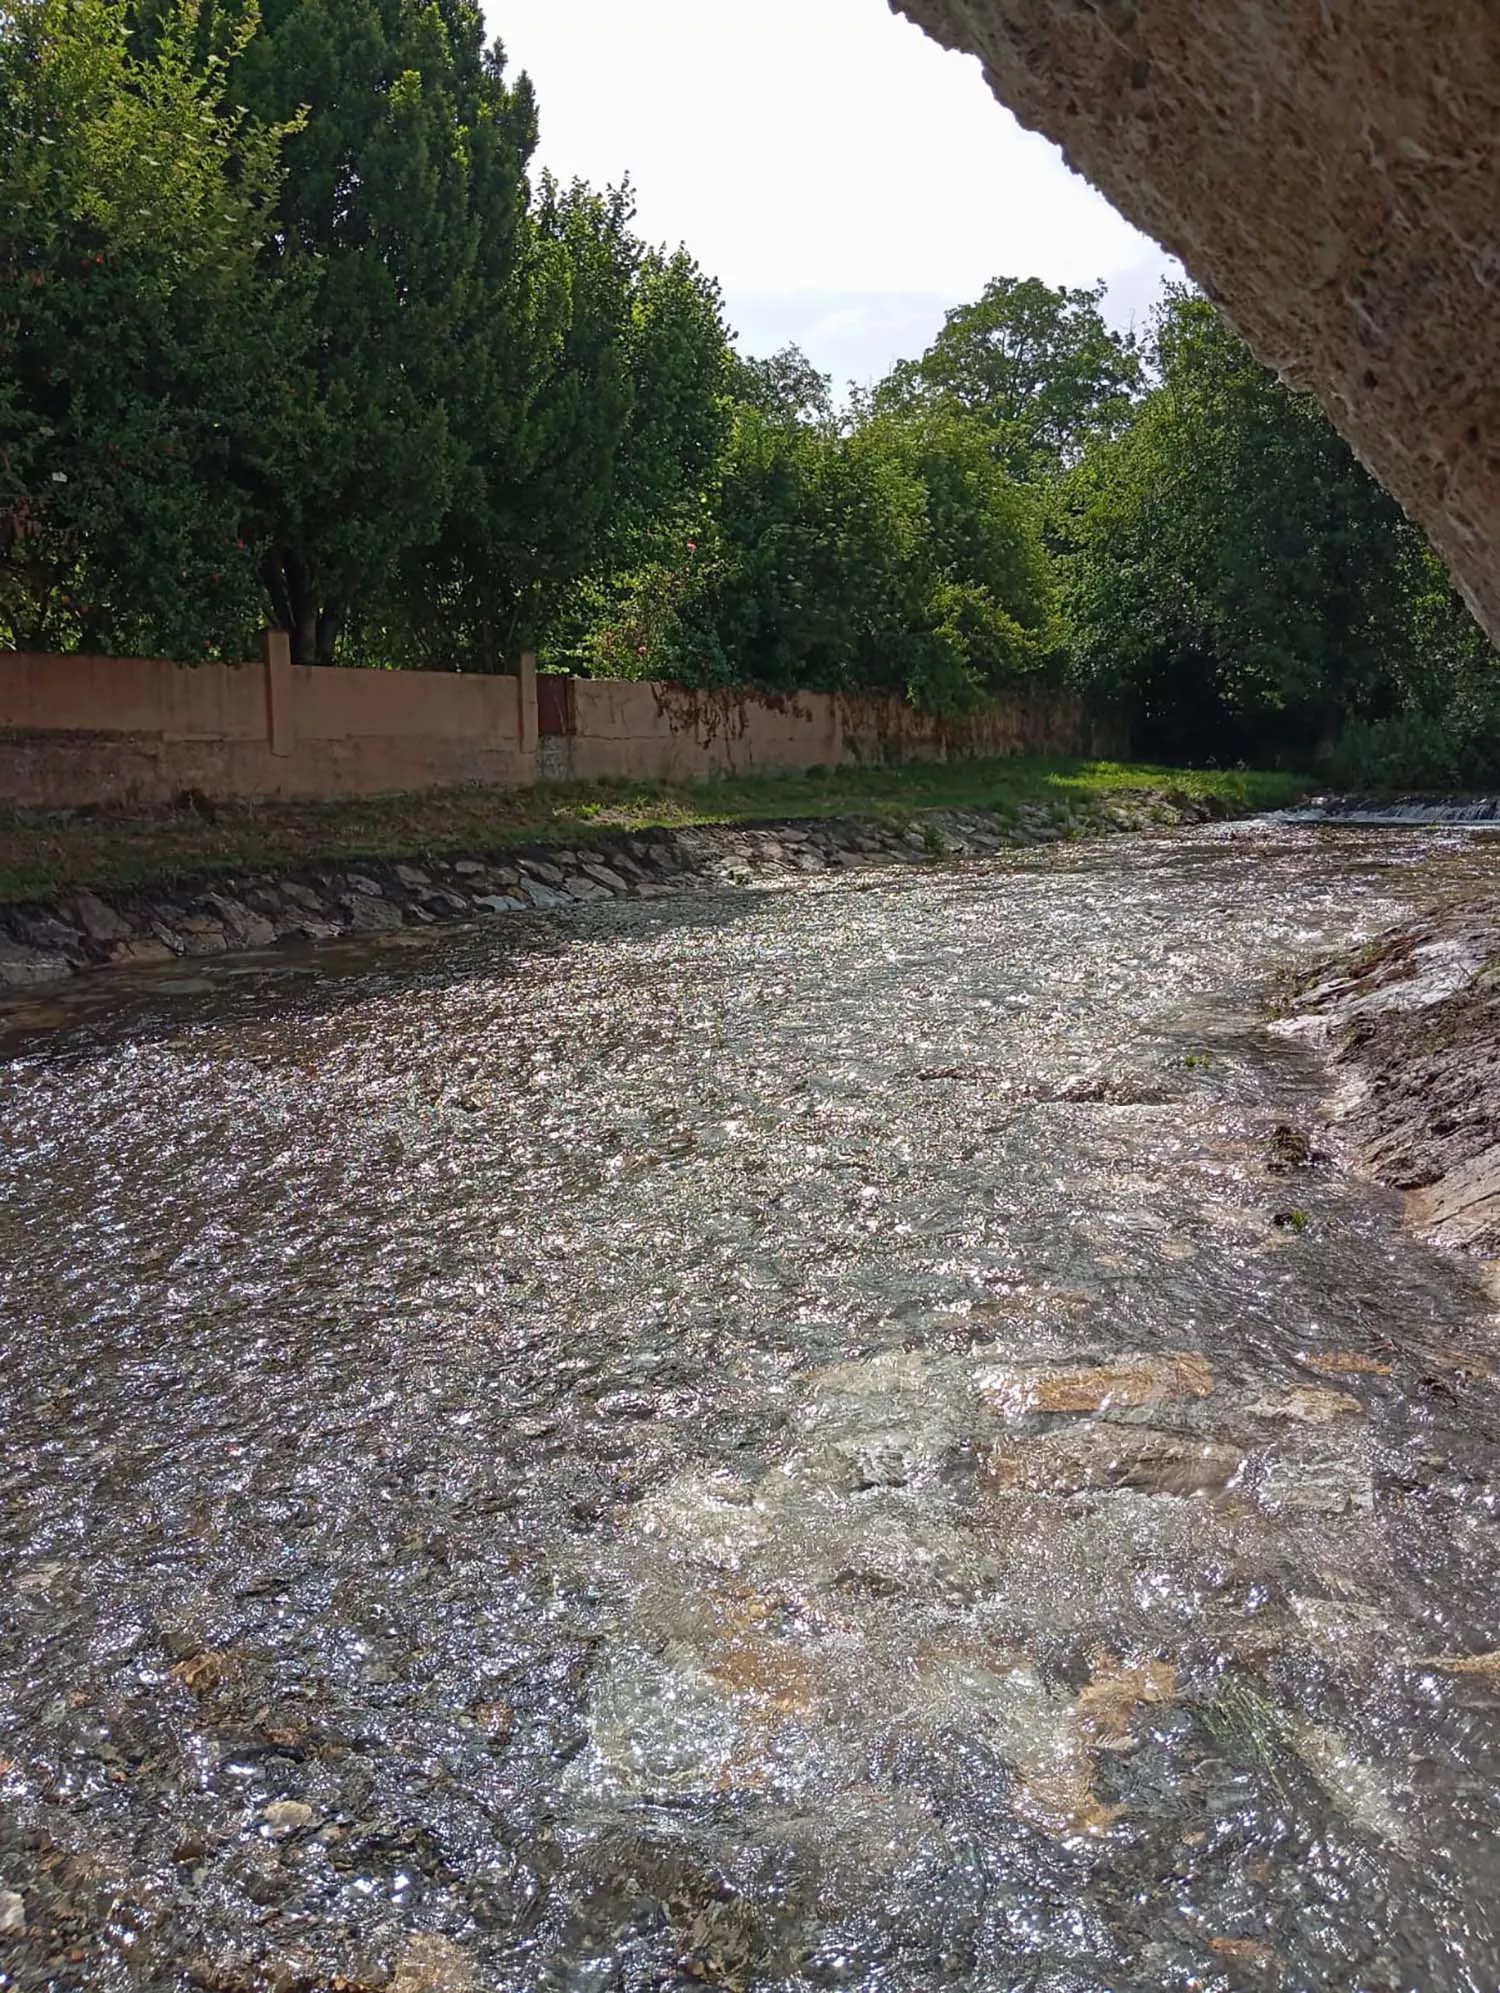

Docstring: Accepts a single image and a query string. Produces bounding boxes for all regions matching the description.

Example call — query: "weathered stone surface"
[110,937,176,966]
[564,875,610,901]
[10,913,87,964]
[519,880,571,910]
[0,940,69,987]
[73,890,130,944]
[580,860,630,894]
[175,918,229,958]
[1296,896,1500,1253]
[976,1350,1214,1417]
[0,790,1214,998]
[205,894,277,950]
[518,856,566,887]
[343,893,404,933]
[894,0,1500,643]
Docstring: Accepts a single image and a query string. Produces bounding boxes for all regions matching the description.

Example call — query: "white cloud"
[490,0,1181,383]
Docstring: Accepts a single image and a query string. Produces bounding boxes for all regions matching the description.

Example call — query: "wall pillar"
[263,629,294,758]
[516,649,538,759]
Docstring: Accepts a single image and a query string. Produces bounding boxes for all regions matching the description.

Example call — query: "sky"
[489,0,1181,394]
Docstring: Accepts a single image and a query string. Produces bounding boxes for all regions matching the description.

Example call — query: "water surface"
[4,824,1500,1992]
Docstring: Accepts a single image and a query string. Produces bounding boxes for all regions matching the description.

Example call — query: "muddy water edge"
[2,822,1500,1993]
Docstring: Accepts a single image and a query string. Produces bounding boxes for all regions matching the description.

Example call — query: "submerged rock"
[1266,1123,1314,1172]
[260,1799,316,1836]
[975,1350,1215,1417]
[984,1424,1243,1497]
[1247,1385,1364,1424]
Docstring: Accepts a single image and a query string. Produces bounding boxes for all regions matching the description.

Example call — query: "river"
[4,821,1500,1992]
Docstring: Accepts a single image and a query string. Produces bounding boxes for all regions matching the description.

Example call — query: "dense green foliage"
[573,394,1055,715]
[0,0,731,666]
[875,277,1143,479]
[230,0,541,663]
[1056,293,1494,770]
[1,0,1494,776]
[0,0,285,655]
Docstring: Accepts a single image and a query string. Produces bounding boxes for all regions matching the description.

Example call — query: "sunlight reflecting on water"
[3,824,1500,1990]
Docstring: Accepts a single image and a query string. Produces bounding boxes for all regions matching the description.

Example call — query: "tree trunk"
[262,548,319,665]
[314,605,342,665]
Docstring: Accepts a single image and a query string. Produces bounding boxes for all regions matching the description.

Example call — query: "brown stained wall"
[560,681,842,783]
[0,729,533,810]
[289,665,524,744]
[0,651,1114,809]
[555,679,1118,783]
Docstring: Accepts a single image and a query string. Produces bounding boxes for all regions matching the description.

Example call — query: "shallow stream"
[4,823,1500,1992]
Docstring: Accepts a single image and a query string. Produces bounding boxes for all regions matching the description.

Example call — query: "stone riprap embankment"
[0,789,1224,990]
[1292,896,1500,1253]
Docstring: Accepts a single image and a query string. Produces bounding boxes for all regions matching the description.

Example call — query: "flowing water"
[5,823,1500,1993]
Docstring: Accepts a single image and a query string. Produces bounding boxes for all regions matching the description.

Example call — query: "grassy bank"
[0,759,1309,903]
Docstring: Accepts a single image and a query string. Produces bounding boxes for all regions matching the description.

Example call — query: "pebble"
[261,1799,316,1835]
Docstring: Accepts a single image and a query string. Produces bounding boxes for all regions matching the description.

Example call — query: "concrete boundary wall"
[543,679,1116,784]
[0,641,1116,810]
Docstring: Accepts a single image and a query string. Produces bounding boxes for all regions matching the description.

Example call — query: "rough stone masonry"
[0,792,1219,991]
[894,0,1500,645]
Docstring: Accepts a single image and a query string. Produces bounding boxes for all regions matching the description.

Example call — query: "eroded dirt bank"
[1292,893,1500,1253]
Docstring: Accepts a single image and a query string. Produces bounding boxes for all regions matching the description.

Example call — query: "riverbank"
[1292,896,1500,1254]
[0,759,1302,989]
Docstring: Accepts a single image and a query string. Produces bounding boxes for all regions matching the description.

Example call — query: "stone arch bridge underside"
[895,0,1500,643]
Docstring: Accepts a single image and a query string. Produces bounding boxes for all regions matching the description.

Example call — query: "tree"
[0,0,286,657]
[858,403,1056,711]
[614,246,737,542]
[383,195,735,671]
[734,345,834,428]
[1059,289,1488,762]
[577,397,1056,715]
[231,0,540,662]
[375,178,636,672]
[877,276,1142,481]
